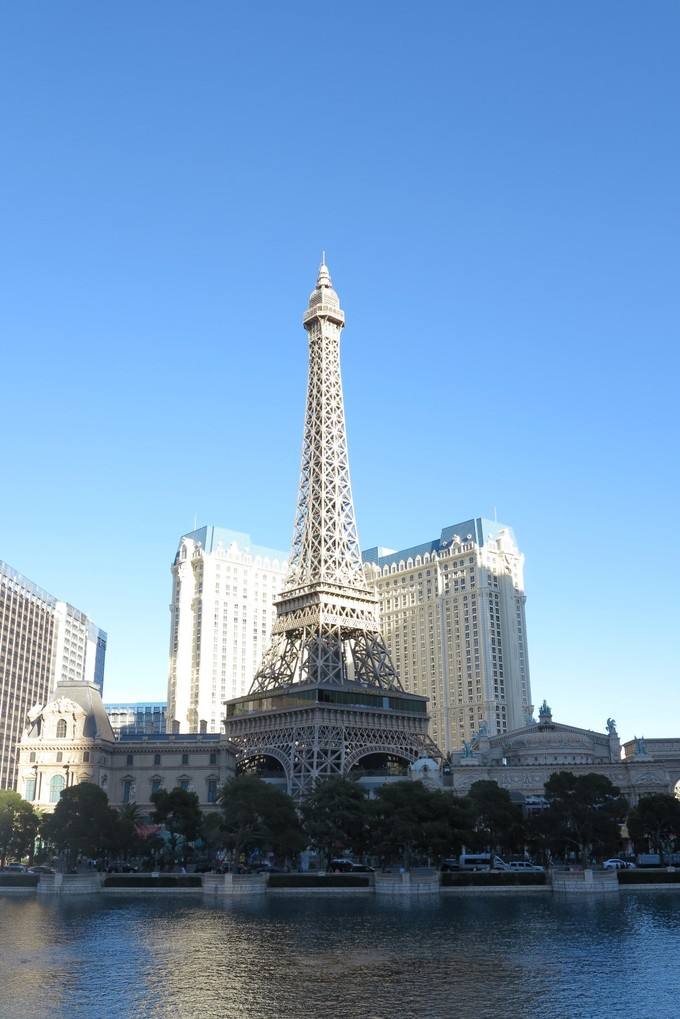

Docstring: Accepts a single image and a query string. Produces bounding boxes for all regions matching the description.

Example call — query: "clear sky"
[1,2,678,741]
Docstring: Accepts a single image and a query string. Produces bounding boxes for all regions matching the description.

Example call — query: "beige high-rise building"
[0,560,106,790]
[363,519,533,754]
[166,527,287,734]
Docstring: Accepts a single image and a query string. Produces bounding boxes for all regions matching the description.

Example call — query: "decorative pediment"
[44,697,86,719]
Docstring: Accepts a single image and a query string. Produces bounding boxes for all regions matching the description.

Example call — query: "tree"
[41,782,118,867]
[467,780,525,862]
[367,781,471,867]
[219,775,304,865]
[301,777,368,867]
[110,803,146,861]
[543,771,628,865]
[151,787,203,863]
[0,790,40,866]
[627,794,680,864]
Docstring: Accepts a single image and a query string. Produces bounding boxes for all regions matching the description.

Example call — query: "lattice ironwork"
[250,261,402,695]
[229,708,441,799]
[225,262,438,797]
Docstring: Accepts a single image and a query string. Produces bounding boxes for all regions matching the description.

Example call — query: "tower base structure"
[225,680,440,799]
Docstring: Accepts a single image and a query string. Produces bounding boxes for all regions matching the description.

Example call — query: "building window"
[151,776,162,795]
[207,778,218,803]
[122,779,135,804]
[24,777,36,801]
[178,777,190,792]
[56,719,67,739]
[181,753,189,765]
[126,754,134,766]
[154,753,161,766]
[56,752,63,763]
[83,751,90,763]
[49,774,65,803]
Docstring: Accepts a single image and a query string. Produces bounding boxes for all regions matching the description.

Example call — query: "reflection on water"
[0,893,679,1019]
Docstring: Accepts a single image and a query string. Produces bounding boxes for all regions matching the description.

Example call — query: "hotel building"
[363,519,532,754]
[166,527,287,734]
[0,560,106,789]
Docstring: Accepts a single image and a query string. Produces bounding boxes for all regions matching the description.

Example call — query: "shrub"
[103,875,201,888]
[0,874,39,887]
[441,871,546,887]
[618,869,680,884]
[267,874,370,888]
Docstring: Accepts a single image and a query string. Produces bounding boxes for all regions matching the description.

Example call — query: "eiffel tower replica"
[225,260,439,798]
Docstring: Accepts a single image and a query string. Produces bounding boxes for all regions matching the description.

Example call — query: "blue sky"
[1,2,678,741]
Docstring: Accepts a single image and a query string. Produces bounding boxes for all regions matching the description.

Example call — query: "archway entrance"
[348,752,411,781]
[238,754,288,791]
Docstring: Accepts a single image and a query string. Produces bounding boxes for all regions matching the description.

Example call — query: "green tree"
[151,787,203,863]
[219,775,304,865]
[110,803,145,862]
[301,777,368,867]
[543,771,628,865]
[367,781,470,867]
[0,790,40,866]
[467,780,525,863]
[627,794,680,864]
[41,782,118,867]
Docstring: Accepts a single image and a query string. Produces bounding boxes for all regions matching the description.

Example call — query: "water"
[0,893,679,1019]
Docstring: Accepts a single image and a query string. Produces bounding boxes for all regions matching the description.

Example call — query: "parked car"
[603,858,636,870]
[459,854,509,872]
[329,859,355,873]
[0,863,28,873]
[440,859,461,872]
[350,863,375,873]
[28,866,55,875]
[508,861,544,873]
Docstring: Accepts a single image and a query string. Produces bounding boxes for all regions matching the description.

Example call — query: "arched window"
[122,778,135,804]
[151,776,163,795]
[49,774,65,803]
[178,776,190,792]
[56,719,67,739]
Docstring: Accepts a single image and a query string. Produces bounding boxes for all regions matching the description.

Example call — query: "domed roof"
[409,755,439,774]
[46,680,114,740]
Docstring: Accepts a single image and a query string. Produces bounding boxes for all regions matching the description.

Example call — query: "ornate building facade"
[446,702,680,805]
[17,680,236,815]
[225,262,438,797]
[364,519,532,753]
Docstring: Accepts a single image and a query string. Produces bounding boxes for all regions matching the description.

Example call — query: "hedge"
[441,871,546,887]
[103,875,202,888]
[0,874,39,887]
[267,874,371,888]
[618,870,680,884]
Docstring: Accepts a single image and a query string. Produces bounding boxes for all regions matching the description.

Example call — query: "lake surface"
[0,892,678,1019]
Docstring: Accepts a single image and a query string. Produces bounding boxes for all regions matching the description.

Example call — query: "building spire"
[316,254,332,289]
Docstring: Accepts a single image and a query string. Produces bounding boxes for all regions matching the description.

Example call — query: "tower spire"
[225,261,439,799]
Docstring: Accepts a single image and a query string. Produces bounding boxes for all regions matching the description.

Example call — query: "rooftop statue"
[606,718,617,736]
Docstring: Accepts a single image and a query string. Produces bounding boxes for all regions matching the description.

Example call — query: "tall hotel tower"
[364,519,533,754]
[166,527,287,734]
[0,560,107,789]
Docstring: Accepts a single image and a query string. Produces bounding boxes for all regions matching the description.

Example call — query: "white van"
[459,853,509,871]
